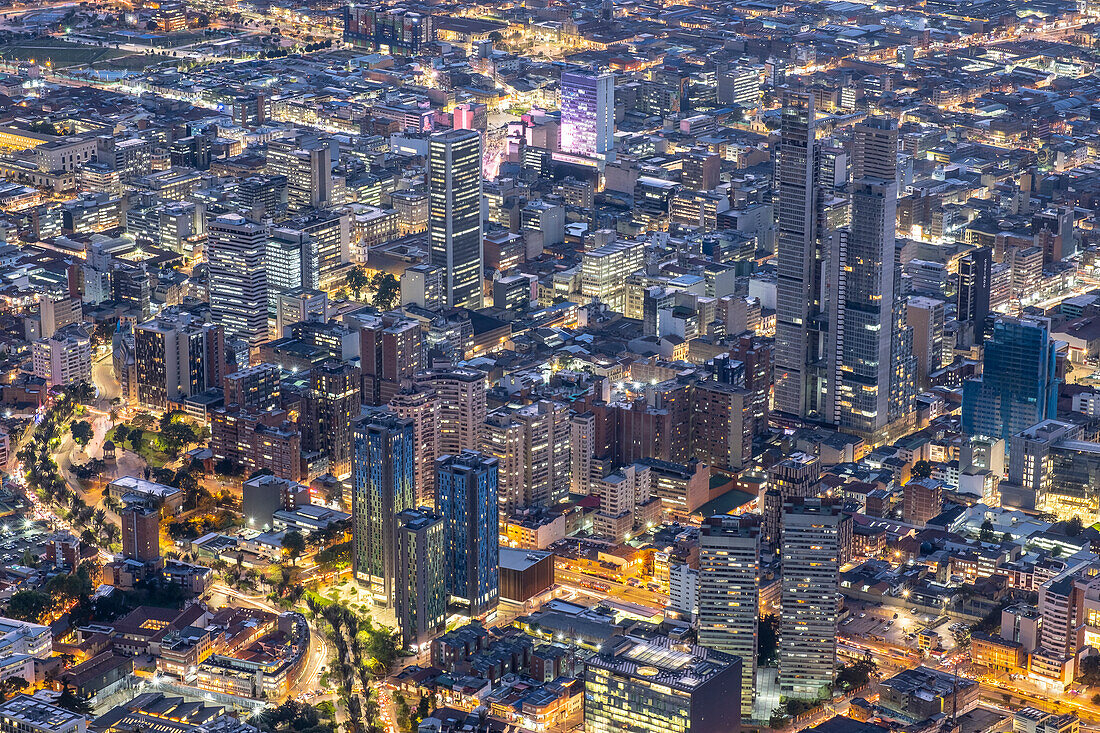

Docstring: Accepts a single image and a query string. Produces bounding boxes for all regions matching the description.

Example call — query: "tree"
[911,460,933,479]
[1081,655,1100,685]
[979,518,995,543]
[373,274,400,311]
[346,267,370,300]
[55,683,93,715]
[836,657,876,691]
[112,425,130,445]
[6,589,54,622]
[1066,516,1085,537]
[146,19,158,30]
[128,428,144,451]
[282,531,306,562]
[71,420,93,446]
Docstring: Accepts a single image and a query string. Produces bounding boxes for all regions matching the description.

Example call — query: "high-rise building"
[907,296,946,389]
[208,214,269,347]
[223,363,281,411]
[342,6,431,54]
[301,361,361,478]
[580,240,645,313]
[829,117,914,441]
[957,248,992,346]
[388,385,440,508]
[481,400,571,516]
[413,368,487,457]
[774,93,828,420]
[429,129,483,309]
[358,314,422,406]
[583,635,741,733]
[266,139,333,213]
[286,210,350,293]
[352,413,416,607]
[726,333,773,436]
[1007,419,1100,521]
[717,63,762,108]
[437,451,499,618]
[560,72,615,158]
[697,514,760,717]
[762,452,821,554]
[394,508,446,647]
[121,505,161,564]
[265,227,319,320]
[210,407,302,481]
[134,310,224,410]
[961,317,1059,445]
[779,497,844,699]
[32,324,91,388]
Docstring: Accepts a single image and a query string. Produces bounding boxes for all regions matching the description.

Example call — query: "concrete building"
[779,497,844,698]
[394,508,446,647]
[133,310,224,411]
[301,360,361,479]
[32,323,91,388]
[481,400,570,515]
[697,514,760,717]
[560,72,615,158]
[413,368,487,457]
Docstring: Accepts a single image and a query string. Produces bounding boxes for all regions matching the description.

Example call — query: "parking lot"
[841,599,960,653]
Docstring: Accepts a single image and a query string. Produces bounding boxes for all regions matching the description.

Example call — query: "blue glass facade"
[961,317,1059,445]
[352,412,416,607]
[436,451,499,617]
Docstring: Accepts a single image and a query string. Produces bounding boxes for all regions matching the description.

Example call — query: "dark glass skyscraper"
[353,412,416,607]
[961,317,1059,444]
[436,450,499,617]
[429,129,483,309]
[774,92,822,420]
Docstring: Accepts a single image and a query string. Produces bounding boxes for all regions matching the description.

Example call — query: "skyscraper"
[774,93,826,420]
[560,72,615,158]
[481,400,571,516]
[779,497,844,699]
[352,412,416,607]
[134,310,224,411]
[413,368,487,456]
[266,139,333,213]
[437,451,499,618]
[301,361,361,479]
[429,129,483,309]
[957,247,992,347]
[208,214,268,347]
[961,316,1059,445]
[829,117,914,440]
[265,226,318,320]
[388,384,440,508]
[697,514,760,718]
[394,508,446,647]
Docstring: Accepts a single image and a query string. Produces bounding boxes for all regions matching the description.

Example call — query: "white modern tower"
[208,214,268,347]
